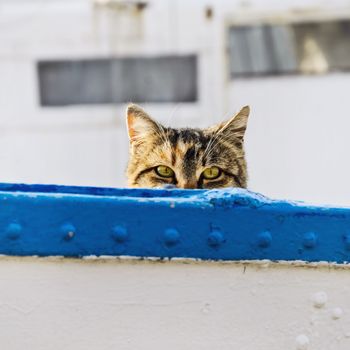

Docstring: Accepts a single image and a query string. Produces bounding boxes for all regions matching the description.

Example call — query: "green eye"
[155,165,174,178]
[202,166,221,180]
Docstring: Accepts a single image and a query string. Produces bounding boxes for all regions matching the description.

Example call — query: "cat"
[126,104,249,189]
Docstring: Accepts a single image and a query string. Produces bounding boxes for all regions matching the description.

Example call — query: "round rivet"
[295,334,309,350]
[61,224,75,241]
[312,291,328,308]
[303,232,317,248]
[343,234,350,250]
[112,226,128,243]
[163,228,180,246]
[257,231,272,248]
[332,307,343,320]
[208,230,224,247]
[6,223,22,240]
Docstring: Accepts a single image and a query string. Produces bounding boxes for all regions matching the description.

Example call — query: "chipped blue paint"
[0,182,350,263]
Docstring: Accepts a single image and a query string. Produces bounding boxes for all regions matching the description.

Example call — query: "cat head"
[126,104,250,189]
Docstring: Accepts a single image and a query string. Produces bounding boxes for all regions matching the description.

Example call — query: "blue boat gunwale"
[1,182,350,262]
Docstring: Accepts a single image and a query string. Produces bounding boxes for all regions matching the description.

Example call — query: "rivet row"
[2,223,347,252]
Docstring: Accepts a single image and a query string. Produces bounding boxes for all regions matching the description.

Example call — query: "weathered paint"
[1,182,350,263]
[0,256,350,350]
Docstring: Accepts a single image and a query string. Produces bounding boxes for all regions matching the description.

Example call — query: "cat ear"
[212,105,250,142]
[126,104,161,144]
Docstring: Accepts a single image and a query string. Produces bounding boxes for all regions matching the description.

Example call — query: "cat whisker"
[167,103,181,126]
[201,122,228,161]
[202,132,243,163]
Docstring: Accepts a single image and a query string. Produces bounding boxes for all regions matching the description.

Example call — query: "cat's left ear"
[212,105,250,142]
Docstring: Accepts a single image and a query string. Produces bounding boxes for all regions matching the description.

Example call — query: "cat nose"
[178,181,197,189]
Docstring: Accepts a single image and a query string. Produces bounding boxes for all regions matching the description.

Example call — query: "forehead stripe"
[183,146,196,178]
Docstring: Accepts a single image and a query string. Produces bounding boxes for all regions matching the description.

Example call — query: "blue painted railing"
[0,182,350,263]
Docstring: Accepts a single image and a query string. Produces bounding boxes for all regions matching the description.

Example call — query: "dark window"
[229,19,350,77]
[293,20,350,74]
[229,25,298,76]
[38,55,197,106]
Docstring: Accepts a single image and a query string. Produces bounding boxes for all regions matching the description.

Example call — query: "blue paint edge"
[0,182,350,263]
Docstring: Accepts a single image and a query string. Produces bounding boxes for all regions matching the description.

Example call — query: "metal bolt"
[257,231,272,248]
[163,228,180,246]
[6,223,22,240]
[312,291,328,308]
[112,226,128,243]
[332,307,343,320]
[208,230,224,247]
[61,224,76,241]
[295,334,309,350]
[303,232,317,249]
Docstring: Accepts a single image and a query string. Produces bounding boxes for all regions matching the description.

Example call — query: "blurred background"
[1,0,350,205]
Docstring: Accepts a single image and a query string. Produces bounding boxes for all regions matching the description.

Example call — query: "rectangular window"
[229,19,350,77]
[293,20,350,74]
[229,25,298,76]
[38,55,197,106]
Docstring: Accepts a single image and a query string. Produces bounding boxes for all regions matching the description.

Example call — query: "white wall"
[1,0,350,205]
[235,74,350,206]
[1,257,350,350]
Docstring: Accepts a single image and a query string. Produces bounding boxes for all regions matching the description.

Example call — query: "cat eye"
[155,165,174,178]
[202,166,221,180]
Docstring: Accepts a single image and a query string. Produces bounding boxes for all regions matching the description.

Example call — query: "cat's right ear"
[126,104,160,145]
